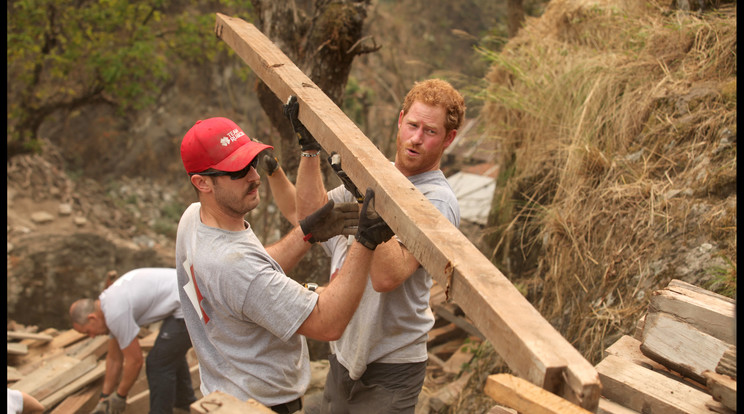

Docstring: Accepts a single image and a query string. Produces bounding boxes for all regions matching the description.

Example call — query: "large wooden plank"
[650,279,736,344]
[39,358,105,408]
[213,13,600,411]
[48,378,103,414]
[484,374,594,414]
[640,312,729,384]
[32,355,97,401]
[11,355,81,394]
[7,331,54,342]
[703,370,736,411]
[595,355,727,414]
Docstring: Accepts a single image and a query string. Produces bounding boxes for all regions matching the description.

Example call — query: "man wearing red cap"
[176,117,395,413]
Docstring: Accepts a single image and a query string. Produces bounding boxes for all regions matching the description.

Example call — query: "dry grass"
[475,0,735,380]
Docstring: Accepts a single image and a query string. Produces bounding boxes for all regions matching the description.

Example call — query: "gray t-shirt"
[322,168,460,379]
[99,267,183,350]
[175,203,318,406]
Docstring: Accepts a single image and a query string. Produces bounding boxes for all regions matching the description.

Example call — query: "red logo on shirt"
[190,264,210,324]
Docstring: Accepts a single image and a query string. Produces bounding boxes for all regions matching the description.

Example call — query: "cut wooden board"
[703,370,736,411]
[443,342,476,374]
[7,331,54,342]
[214,13,600,410]
[8,342,28,355]
[191,390,276,414]
[649,279,736,344]
[32,355,97,401]
[48,379,103,414]
[484,374,594,414]
[605,335,706,391]
[640,312,730,384]
[7,365,23,382]
[715,345,736,379]
[40,359,105,409]
[11,355,81,394]
[596,397,639,414]
[596,354,728,414]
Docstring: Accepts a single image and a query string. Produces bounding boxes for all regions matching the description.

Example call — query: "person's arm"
[296,241,374,341]
[265,226,313,272]
[102,338,124,396]
[116,338,144,398]
[20,391,44,414]
[369,238,422,292]
[295,149,328,220]
[266,166,298,226]
[296,188,393,341]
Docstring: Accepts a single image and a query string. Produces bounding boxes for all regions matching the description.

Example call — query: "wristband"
[100,392,109,399]
[301,151,320,158]
[116,392,127,399]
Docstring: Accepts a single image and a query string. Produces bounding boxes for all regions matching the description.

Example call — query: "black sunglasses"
[190,157,259,180]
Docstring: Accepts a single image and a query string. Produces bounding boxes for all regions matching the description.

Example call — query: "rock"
[74,217,88,227]
[58,203,73,216]
[30,212,55,224]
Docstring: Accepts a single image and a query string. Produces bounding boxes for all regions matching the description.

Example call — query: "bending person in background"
[175,117,393,414]
[288,78,465,414]
[69,268,197,414]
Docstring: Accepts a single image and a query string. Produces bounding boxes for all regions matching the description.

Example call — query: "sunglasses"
[190,156,259,180]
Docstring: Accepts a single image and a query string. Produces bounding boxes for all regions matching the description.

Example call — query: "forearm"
[102,343,123,395]
[117,356,143,397]
[267,167,298,226]
[298,242,373,340]
[265,226,312,272]
[295,151,328,220]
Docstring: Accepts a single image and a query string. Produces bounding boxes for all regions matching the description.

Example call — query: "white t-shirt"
[99,267,183,349]
[323,168,460,379]
[7,388,24,414]
[175,203,317,407]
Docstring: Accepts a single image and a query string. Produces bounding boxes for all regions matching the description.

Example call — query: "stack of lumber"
[594,279,736,414]
[7,322,201,413]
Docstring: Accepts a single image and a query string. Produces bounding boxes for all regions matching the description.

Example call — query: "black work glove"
[251,139,280,176]
[355,188,394,250]
[283,95,322,152]
[300,200,359,243]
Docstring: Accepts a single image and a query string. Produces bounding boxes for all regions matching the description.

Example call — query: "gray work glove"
[91,399,108,414]
[355,188,394,250]
[299,200,359,243]
[103,393,126,414]
[283,95,322,152]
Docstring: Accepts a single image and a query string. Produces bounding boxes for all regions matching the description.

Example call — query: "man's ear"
[190,174,213,193]
[443,129,457,149]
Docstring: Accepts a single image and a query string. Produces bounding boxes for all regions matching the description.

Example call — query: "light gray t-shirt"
[175,202,318,406]
[7,388,24,414]
[323,168,460,379]
[99,267,183,350]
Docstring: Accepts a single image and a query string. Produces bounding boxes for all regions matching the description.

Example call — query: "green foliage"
[705,255,736,299]
[7,0,254,156]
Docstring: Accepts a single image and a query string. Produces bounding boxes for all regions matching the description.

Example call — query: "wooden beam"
[484,374,594,414]
[40,360,105,409]
[595,354,727,414]
[703,370,736,411]
[48,379,103,414]
[8,342,28,355]
[649,279,736,344]
[213,13,600,411]
[7,331,54,342]
[640,312,730,384]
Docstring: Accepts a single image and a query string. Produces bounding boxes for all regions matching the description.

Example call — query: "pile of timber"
[6,321,201,413]
[595,279,737,414]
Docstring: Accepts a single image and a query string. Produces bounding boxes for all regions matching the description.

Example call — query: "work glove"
[328,152,365,203]
[251,139,280,176]
[355,188,394,250]
[91,393,126,414]
[299,200,359,243]
[283,95,322,152]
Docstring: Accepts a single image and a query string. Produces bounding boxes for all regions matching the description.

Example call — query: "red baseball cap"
[180,117,273,174]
